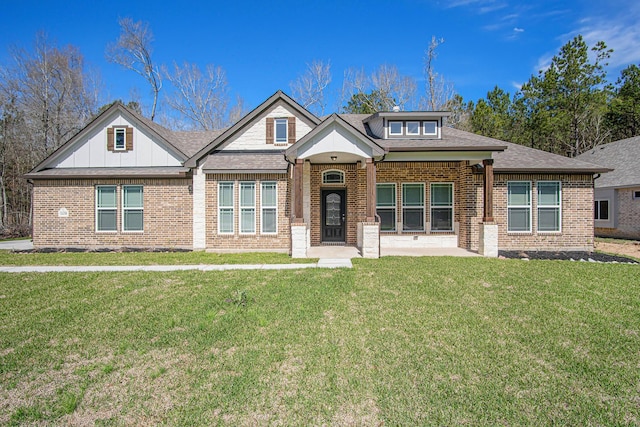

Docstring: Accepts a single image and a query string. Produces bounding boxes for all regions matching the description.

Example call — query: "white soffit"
[297,123,374,161]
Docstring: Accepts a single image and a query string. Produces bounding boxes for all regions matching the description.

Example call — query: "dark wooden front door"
[322,189,346,242]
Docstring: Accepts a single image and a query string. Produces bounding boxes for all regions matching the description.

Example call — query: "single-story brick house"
[25,91,609,257]
[577,136,640,240]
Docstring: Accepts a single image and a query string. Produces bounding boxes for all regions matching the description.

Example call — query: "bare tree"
[0,33,98,233]
[421,36,454,111]
[341,65,417,113]
[290,60,331,116]
[163,62,235,130]
[106,18,162,121]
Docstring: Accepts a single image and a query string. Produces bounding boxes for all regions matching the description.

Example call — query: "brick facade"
[205,174,291,251]
[491,173,595,251]
[595,187,640,239]
[32,178,193,248]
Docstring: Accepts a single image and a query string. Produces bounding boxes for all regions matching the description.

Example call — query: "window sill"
[507,231,533,235]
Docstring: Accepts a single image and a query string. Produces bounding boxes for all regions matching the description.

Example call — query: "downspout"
[284,154,296,223]
[27,179,34,240]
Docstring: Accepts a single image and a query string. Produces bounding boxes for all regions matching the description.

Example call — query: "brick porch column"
[480,158,498,257]
[483,159,494,222]
[366,158,376,222]
[293,158,304,222]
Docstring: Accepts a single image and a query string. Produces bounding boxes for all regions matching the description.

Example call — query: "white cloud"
[513,27,524,33]
[511,81,523,91]
[532,4,640,76]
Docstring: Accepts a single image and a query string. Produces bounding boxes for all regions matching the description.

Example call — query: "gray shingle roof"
[338,114,608,172]
[576,136,640,188]
[201,151,289,173]
[493,141,611,173]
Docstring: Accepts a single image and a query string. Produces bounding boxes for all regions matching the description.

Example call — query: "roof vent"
[392,105,400,112]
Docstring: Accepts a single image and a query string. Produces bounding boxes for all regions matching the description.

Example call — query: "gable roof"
[285,113,385,159]
[184,90,321,168]
[28,102,201,174]
[576,136,640,187]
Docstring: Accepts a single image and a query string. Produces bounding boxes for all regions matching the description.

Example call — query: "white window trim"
[274,118,288,145]
[389,121,403,136]
[322,170,345,185]
[507,181,532,233]
[406,121,420,136]
[376,183,397,232]
[594,199,610,221]
[218,181,234,235]
[430,182,454,232]
[114,127,127,151]
[423,120,439,136]
[96,185,117,233]
[537,181,562,233]
[401,182,425,232]
[633,190,640,200]
[122,185,144,233]
[239,181,256,234]
[260,181,278,234]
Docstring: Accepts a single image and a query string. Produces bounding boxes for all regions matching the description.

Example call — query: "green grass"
[0,250,316,266]
[1,257,639,425]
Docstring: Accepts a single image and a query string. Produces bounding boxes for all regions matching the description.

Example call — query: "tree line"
[1,18,638,236]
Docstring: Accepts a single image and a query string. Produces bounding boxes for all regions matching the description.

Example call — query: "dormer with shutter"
[363,111,451,140]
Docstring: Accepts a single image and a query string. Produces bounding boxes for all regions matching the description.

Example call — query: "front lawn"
[1,257,638,425]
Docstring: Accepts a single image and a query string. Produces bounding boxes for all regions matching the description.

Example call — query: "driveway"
[0,239,34,251]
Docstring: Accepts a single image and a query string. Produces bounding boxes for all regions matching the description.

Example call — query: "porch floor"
[307,245,481,259]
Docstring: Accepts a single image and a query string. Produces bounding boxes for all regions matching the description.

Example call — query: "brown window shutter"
[266,118,274,144]
[107,127,114,151]
[288,117,296,144]
[126,127,134,151]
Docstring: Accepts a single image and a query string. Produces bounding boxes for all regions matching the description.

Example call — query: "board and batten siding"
[53,113,183,168]
[223,104,313,150]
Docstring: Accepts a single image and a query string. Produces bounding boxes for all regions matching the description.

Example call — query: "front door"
[322,189,346,242]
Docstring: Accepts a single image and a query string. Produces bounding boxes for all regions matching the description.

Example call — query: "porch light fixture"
[331,156,338,161]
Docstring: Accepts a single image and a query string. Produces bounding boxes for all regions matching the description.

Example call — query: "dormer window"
[389,121,403,136]
[275,118,288,144]
[406,121,420,135]
[423,121,438,136]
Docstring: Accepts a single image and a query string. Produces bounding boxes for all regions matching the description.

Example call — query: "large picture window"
[402,183,424,231]
[431,183,453,232]
[508,181,531,232]
[218,182,234,234]
[96,186,117,231]
[261,182,277,234]
[537,181,561,232]
[376,184,396,232]
[240,182,256,233]
[122,185,143,231]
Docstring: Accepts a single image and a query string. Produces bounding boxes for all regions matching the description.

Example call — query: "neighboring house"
[577,136,640,239]
[25,91,608,257]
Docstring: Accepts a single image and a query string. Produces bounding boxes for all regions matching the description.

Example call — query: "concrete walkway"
[0,260,353,273]
[0,239,33,251]
[0,242,481,273]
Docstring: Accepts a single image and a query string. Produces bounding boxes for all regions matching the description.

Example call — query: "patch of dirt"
[595,240,640,261]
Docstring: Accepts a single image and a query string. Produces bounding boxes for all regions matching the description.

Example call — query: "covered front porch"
[285,115,499,258]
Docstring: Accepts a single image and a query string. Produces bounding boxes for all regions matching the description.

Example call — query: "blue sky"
[2,0,640,115]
